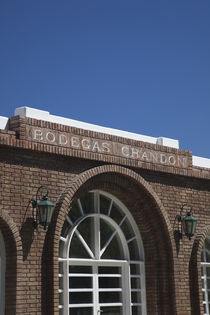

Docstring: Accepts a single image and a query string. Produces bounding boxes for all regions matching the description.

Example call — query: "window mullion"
[204,265,209,314]
[63,260,69,314]
[93,264,98,315]
[123,262,131,315]
[94,192,100,260]
[202,242,210,315]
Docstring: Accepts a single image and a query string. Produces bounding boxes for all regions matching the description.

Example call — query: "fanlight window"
[59,190,146,315]
[201,236,210,315]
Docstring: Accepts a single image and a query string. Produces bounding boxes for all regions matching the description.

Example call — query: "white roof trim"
[0,116,8,130]
[1,106,210,169]
[14,106,179,149]
[192,156,210,169]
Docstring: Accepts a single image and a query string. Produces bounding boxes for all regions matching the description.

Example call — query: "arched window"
[0,231,5,315]
[58,190,146,315]
[201,235,210,315]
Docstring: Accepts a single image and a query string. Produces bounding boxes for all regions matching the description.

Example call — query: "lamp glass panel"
[46,205,54,224]
[192,221,197,235]
[38,204,54,226]
[185,220,192,235]
[38,205,47,224]
[184,218,197,238]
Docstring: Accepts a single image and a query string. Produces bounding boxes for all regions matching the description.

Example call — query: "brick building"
[0,106,210,315]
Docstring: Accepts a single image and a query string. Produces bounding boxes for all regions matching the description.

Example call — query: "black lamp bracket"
[177,204,193,222]
[31,185,49,232]
[176,204,193,239]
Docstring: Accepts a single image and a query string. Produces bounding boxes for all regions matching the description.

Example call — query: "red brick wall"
[0,116,209,314]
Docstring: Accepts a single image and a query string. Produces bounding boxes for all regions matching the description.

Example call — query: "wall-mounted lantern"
[176,204,197,240]
[31,186,55,231]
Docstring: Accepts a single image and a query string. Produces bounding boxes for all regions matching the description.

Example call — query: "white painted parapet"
[0,116,8,130]
[156,137,179,149]
[15,106,50,121]
[193,156,210,169]
[0,106,208,169]
[15,106,179,148]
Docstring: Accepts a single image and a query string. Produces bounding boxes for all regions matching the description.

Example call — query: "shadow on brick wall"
[19,218,34,261]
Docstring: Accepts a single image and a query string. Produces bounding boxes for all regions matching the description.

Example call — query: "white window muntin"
[59,190,146,315]
[59,259,145,314]
[62,214,130,261]
[201,236,210,315]
[60,190,144,261]
[61,260,130,313]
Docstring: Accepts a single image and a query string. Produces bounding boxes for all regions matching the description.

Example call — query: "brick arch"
[54,165,172,235]
[46,165,176,314]
[190,225,210,315]
[0,207,23,314]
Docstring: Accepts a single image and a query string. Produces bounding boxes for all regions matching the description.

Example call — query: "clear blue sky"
[0,0,209,157]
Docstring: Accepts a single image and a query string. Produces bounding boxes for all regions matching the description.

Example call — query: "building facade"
[0,107,210,314]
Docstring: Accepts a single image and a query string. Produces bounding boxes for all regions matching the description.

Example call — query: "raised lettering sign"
[27,127,189,168]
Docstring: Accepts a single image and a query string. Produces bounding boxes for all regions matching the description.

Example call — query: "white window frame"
[201,236,210,315]
[59,190,147,315]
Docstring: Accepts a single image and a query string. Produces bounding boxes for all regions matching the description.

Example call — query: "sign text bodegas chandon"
[28,127,189,168]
